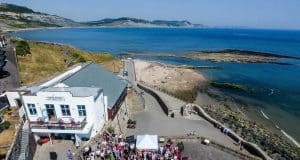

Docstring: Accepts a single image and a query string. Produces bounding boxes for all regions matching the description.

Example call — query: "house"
[5,62,127,141]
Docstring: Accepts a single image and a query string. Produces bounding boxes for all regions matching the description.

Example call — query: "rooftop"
[41,87,102,100]
[21,62,127,108]
[62,63,127,107]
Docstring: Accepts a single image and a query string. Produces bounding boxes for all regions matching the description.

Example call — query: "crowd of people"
[75,131,186,160]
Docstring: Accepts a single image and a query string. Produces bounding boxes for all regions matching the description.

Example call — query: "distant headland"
[0,3,204,32]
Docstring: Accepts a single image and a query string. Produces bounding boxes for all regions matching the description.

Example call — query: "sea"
[13,27,300,144]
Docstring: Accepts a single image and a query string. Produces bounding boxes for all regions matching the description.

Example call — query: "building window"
[60,105,71,116]
[45,104,55,109]
[27,104,37,115]
[77,105,86,116]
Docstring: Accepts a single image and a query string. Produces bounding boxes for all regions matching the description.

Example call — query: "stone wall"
[137,83,169,115]
[27,132,37,160]
[5,122,22,160]
[110,101,129,135]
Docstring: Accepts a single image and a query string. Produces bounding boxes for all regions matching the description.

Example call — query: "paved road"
[124,59,136,82]
[126,91,240,149]
[0,38,20,93]
[182,141,245,160]
[33,140,77,160]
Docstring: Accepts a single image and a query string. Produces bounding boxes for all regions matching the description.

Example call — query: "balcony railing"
[30,118,87,130]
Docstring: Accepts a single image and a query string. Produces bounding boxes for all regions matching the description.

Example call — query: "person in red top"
[117,144,122,151]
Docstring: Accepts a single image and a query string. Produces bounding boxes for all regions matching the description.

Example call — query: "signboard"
[45,97,65,101]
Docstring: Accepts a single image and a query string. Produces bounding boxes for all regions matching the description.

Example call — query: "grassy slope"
[17,41,121,85]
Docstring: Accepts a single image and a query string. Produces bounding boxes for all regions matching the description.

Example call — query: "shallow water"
[13,27,300,142]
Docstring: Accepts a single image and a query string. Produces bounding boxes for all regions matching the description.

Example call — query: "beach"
[134,59,206,92]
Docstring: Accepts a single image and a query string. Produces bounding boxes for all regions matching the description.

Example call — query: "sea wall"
[137,83,169,115]
[137,83,271,160]
[189,104,272,160]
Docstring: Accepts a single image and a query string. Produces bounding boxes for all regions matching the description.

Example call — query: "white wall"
[5,91,21,107]
[22,91,106,138]
[91,93,106,137]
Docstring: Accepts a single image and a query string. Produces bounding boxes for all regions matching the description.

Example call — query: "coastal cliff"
[0,3,80,32]
[83,17,202,27]
[0,3,204,32]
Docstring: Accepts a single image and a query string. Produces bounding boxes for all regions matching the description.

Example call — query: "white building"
[5,62,127,141]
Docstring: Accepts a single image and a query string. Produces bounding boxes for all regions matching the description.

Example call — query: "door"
[45,104,56,121]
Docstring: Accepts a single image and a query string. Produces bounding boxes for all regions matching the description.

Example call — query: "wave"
[260,110,270,120]
[268,88,274,96]
[259,110,300,148]
[281,130,300,148]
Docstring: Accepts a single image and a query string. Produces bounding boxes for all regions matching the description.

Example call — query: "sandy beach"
[134,59,206,92]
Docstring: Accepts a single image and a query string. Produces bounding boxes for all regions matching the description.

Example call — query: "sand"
[134,59,206,92]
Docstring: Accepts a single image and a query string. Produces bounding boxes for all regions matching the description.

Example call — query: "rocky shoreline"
[198,87,300,159]
[183,49,300,65]
[123,49,300,65]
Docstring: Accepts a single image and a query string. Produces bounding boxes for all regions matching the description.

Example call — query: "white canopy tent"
[136,135,158,150]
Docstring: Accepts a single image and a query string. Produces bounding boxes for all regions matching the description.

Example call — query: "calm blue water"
[13,28,300,142]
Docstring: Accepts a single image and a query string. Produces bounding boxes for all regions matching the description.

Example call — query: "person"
[159,146,164,154]
[75,140,80,149]
[66,150,73,160]
[77,155,83,160]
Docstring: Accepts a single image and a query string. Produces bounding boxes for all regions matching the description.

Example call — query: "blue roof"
[62,63,127,108]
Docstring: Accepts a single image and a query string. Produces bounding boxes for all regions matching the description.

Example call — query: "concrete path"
[0,38,20,93]
[126,91,240,150]
[182,141,245,160]
[33,140,77,160]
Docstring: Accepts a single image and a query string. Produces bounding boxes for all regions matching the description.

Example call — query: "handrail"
[29,118,87,130]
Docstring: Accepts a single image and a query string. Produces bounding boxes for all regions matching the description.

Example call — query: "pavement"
[124,59,136,82]
[124,59,247,151]
[33,140,77,160]
[0,38,20,93]
[182,141,245,160]
[126,91,240,150]
[139,83,186,113]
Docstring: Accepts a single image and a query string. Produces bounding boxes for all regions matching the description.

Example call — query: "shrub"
[107,126,114,134]
[162,86,199,103]
[78,56,86,63]
[15,40,31,56]
[0,121,11,132]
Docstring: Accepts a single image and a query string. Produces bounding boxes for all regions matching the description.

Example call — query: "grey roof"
[0,102,8,112]
[62,63,127,108]
[41,87,102,99]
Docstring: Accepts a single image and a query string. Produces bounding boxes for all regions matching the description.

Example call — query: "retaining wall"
[191,104,272,160]
[137,83,271,160]
[137,83,169,115]
[5,122,23,160]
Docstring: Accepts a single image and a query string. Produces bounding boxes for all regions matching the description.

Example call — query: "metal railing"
[29,118,87,130]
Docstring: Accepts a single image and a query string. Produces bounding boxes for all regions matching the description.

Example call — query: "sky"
[1,0,300,30]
